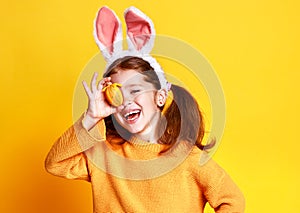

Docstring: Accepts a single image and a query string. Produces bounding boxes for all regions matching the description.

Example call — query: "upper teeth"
[124,110,140,118]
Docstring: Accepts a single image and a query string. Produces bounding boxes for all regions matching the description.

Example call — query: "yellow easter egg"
[102,83,123,107]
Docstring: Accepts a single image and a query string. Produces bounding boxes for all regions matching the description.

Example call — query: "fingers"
[109,104,124,115]
[83,72,99,97]
[115,105,124,113]
[82,80,92,98]
[82,73,112,95]
[98,77,112,90]
[91,72,98,93]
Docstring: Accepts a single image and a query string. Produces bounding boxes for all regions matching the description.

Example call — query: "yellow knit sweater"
[45,115,245,212]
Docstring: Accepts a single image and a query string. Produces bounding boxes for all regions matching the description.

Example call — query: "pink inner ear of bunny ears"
[96,7,120,54]
[125,10,151,51]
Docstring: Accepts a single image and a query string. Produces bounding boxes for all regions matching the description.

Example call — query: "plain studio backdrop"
[0,0,299,212]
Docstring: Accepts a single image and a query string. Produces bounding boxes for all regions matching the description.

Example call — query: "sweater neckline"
[127,136,194,156]
[127,136,166,153]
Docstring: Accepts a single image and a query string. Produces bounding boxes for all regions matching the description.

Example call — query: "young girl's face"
[110,69,162,138]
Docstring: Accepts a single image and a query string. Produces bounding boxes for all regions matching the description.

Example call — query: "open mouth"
[124,110,141,122]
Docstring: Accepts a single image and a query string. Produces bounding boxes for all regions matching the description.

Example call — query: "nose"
[120,88,134,107]
[122,98,133,107]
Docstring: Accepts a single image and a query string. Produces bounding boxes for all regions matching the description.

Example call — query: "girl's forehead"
[110,69,146,85]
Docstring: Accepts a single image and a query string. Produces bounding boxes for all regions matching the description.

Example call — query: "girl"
[45,6,245,212]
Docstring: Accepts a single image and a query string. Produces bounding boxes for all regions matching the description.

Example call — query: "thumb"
[115,105,125,113]
[109,106,119,115]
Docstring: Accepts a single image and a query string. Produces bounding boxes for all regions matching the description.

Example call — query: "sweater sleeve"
[197,154,245,213]
[44,114,106,181]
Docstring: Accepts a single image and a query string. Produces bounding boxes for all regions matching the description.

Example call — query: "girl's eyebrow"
[124,84,143,88]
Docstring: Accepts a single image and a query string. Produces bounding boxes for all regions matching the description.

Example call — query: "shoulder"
[185,146,227,185]
[186,145,212,168]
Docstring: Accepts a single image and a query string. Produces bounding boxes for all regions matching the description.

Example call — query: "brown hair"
[103,56,215,152]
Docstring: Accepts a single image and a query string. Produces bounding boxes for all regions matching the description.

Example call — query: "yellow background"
[0,0,299,212]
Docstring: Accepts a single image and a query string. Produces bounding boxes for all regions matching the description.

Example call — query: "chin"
[127,126,145,134]
[129,124,153,136]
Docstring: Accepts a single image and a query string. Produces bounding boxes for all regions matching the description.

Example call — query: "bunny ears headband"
[93,6,168,90]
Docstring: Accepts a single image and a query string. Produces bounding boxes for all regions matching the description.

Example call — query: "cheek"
[112,113,123,124]
[135,94,159,110]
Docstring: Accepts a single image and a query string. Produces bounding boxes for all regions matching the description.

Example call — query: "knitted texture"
[45,115,245,212]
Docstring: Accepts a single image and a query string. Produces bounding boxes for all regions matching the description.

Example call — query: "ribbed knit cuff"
[74,114,106,151]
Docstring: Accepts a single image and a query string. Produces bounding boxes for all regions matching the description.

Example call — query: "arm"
[212,174,245,213]
[198,156,245,212]
[45,73,122,180]
[44,115,106,181]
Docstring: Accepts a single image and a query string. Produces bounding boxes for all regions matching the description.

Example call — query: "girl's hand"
[82,72,123,130]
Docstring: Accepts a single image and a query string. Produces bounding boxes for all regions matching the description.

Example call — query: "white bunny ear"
[124,6,155,54]
[93,6,123,61]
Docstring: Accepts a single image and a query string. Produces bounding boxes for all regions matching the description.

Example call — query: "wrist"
[82,110,102,131]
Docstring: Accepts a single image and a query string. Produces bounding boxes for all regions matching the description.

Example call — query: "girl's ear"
[156,89,168,107]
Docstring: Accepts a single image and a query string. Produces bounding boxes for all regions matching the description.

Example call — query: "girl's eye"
[131,89,141,94]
